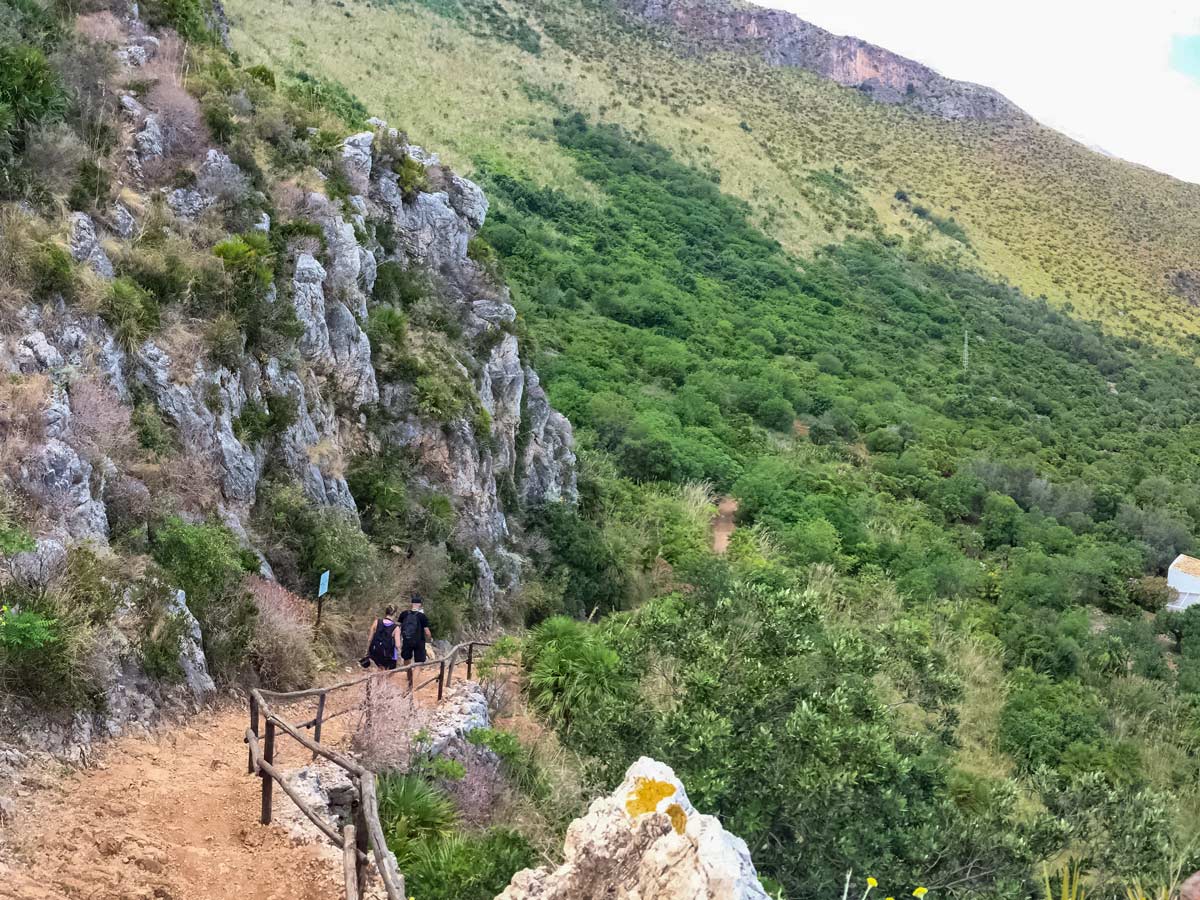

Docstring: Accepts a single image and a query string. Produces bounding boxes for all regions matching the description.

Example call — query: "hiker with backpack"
[366,605,402,670]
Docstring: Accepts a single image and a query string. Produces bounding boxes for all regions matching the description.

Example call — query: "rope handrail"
[243,639,497,899]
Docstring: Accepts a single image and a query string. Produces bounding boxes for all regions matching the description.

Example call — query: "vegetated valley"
[2,0,1200,896]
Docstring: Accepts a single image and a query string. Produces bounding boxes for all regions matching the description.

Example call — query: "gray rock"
[120,93,147,118]
[479,333,523,476]
[167,187,211,221]
[447,172,489,230]
[136,342,259,503]
[417,681,490,757]
[19,439,109,541]
[135,113,164,161]
[166,589,216,698]
[342,131,374,194]
[111,202,137,239]
[406,144,440,167]
[471,547,497,627]
[293,253,335,370]
[521,366,578,505]
[8,538,68,587]
[252,211,271,232]
[321,216,365,307]
[68,213,114,279]
[375,185,470,268]
[326,300,379,407]
[17,331,64,373]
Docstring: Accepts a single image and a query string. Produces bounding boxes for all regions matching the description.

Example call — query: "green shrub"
[135,580,188,682]
[103,277,158,350]
[404,829,534,900]
[415,373,471,423]
[366,304,417,380]
[150,517,255,680]
[284,70,369,127]
[140,0,214,43]
[346,453,411,548]
[254,482,378,594]
[132,400,175,456]
[523,616,631,731]
[67,159,110,211]
[0,44,67,154]
[376,773,458,862]
[373,260,430,308]
[396,154,428,201]
[206,313,243,368]
[0,598,94,708]
[31,244,74,300]
[244,64,276,89]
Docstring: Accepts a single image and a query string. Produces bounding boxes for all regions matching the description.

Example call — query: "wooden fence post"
[354,789,369,894]
[343,824,359,900]
[445,652,455,691]
[248,695,259,774]
[311,693,327,759]
[466,642,474,681]
[261,719,275,825]
[437,659,446,701]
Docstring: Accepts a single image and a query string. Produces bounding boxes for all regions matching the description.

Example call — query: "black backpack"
[400,610,423,643]
[369,620,397,663]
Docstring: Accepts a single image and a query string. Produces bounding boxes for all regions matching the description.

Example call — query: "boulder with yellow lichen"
[495,757,770,900]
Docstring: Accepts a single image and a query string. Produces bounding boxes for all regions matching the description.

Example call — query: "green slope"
[227,0,1200,347]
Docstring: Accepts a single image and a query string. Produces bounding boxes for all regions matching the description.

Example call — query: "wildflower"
[868,878,878,889]
[913,889,928,898]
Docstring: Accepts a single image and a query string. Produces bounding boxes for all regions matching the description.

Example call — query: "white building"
[1167,554,1200,611]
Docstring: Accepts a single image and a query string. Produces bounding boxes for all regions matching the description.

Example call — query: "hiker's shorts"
[401,641,427,663]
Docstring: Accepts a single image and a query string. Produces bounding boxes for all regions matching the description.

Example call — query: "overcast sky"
[755,0,1200,185]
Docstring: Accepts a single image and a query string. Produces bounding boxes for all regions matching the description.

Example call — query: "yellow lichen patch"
[665,802,687,835]
[625,778,677,819]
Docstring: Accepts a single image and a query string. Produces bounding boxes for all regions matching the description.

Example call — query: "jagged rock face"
[498,757,771,900]
[69,212,114,279]
[620,0,1022,121]
[521,366,578,505]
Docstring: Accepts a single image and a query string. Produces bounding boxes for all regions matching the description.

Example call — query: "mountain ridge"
[619,0,1024,121]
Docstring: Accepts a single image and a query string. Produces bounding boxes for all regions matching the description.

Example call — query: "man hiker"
[399,594,432,688]
[366,605,400,670]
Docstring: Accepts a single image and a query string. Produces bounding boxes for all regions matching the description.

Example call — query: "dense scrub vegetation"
[470,115,1200,895]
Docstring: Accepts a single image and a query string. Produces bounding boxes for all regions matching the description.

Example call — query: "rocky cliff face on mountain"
[0,0,575,760]
[620,0,1022,121]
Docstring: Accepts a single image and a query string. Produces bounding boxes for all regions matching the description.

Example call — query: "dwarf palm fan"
[375,773,457,864]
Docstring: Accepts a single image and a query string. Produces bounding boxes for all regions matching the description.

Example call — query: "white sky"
[752,0,1200,185]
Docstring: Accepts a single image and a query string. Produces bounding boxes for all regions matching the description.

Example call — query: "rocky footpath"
[620,0,1022,121]
[498,757,770,900]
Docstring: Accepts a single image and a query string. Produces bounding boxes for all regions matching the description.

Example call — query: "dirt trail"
[0,694,347,900]
[712,496,738,554]
[0,660,467,900]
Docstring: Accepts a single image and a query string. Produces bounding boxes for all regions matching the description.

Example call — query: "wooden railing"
[244,640,495,900]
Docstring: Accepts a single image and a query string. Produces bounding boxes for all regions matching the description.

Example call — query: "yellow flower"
[913,889,928,898]
[868,878,878,889]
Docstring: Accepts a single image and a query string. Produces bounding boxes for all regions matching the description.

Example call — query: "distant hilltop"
[619,0,1025,121]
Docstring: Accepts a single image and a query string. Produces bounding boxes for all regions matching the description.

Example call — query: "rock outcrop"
[498,757,771,900]
[620,0,1023,121]
[0,8,575,768]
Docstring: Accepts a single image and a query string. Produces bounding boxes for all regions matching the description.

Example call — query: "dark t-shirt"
[399,609,430,645]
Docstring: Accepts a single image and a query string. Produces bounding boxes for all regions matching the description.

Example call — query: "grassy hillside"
[225,0,1200,347]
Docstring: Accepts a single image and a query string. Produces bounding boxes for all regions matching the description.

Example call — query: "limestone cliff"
[0,0,575,757]
[619,0,1023,121]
